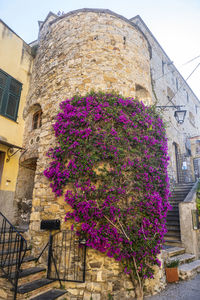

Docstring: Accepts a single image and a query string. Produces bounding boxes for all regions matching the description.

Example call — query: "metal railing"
[47,230,86,283]
[0,212,27,300]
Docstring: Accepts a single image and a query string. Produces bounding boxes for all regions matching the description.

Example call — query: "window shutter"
[0,69,22,121]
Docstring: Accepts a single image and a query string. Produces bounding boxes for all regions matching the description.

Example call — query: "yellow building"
[0,19,33,221]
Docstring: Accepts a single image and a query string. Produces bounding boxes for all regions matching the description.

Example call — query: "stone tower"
[14,10,161,299]
[15,8,153,233]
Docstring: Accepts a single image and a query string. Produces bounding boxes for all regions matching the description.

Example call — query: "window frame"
[0,69,22,121]
[32,110,42,130]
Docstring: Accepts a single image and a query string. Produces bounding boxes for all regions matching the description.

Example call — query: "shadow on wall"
[14,157,37,227]
[135,84,151,105]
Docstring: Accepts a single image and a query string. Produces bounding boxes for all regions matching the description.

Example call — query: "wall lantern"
[174,109,187,124]
[156,105,186,124]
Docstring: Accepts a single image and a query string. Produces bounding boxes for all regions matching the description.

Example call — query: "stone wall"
[14,160,36,226]
[14,103,41,225]
[0,190,15,222]
[0,270,13,300]
[16,9,166,299]
[131,16,200,185]
[23,9,152,243]
[55,249,166,300]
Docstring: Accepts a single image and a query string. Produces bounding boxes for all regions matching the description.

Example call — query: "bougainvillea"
[44,92,171,297]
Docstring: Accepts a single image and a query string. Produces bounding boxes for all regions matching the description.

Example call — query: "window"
[0,69,22,121]
[186,91,189,103]
[196,141,200,155]
[0,151,5,184]
[176,78,178,90]
[32,110,42,130]
[162,60,165,75]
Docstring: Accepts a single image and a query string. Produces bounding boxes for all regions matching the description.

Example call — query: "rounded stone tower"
[15,8,152,229]
[14,9,161,299]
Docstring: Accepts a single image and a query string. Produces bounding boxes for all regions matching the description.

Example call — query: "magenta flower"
[44,92,170,282]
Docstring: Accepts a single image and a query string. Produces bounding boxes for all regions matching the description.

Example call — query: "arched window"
[32,110,42,130]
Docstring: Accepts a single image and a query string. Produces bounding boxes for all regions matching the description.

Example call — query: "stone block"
[91,294,101,300]
[0,289,7,299]
[89,262,102,269]
[83,291,92,300]
[30,211,40,221]
[124,280,134,289]
[97,271,104,282]
[86,282,102,293]
[67,289,79,296]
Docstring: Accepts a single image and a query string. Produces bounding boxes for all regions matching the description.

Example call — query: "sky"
[1,0,200,99]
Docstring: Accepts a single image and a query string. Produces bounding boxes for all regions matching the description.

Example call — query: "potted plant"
[165,259,179,283]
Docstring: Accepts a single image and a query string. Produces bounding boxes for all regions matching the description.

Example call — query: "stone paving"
[145,273,200,300]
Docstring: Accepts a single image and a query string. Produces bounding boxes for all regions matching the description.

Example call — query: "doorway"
[14,157,37,227]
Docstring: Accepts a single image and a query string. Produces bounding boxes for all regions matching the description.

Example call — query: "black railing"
[0,212,27,300]
[47,230,86,283]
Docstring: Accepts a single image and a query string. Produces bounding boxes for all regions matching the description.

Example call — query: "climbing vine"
[44,92,170,298]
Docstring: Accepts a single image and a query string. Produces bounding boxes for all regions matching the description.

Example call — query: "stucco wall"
[0,20,33,221]
[0,21,32,147]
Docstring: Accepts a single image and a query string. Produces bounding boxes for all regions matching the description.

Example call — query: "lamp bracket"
[156,105,185,109]
[6,148,21,163]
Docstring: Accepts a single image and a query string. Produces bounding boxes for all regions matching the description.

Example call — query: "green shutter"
[0,69,22,121]
[0,71,8,114]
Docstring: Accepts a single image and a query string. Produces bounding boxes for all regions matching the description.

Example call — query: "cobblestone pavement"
[145,274,200,300]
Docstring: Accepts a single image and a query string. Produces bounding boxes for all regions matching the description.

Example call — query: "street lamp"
[174,109,187,124]
[156,105,186,124]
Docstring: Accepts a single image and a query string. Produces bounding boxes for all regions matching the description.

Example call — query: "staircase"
[165,182,194,246]
[164,246,200,280]
[0,213,67,300]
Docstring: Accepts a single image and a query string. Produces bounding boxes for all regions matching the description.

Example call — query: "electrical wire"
[154,54,200,81]
[160,62,200,111]
[182,55,200,66]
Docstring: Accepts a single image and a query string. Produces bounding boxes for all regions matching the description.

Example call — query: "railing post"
[13,239,23,300]
[47,232,53,279]
[0,212,27,300]
[82,245,87,283]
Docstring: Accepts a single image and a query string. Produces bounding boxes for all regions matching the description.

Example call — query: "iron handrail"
[0,212,28,300]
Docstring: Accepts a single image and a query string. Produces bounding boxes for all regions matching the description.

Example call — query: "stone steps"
[9,267,46,286]
[167,225,180,231]
[166,221,180,226]
[3,255,36,268]
[14,278,55,294]
[168,207,179,211]
[169,253,195,265]
[0,247,31,258]
[163,246,200,281]
[167,211,179,216]
[166,230,180,237]
[179,260,200,280]
[165,182,194,245]
[0,234,67,300]
[166,226,180,231]
[167,216,180,221]
[13,255,67,300]
[163,246,185,257]
[164,240,182,247]
[30,289,67,300]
